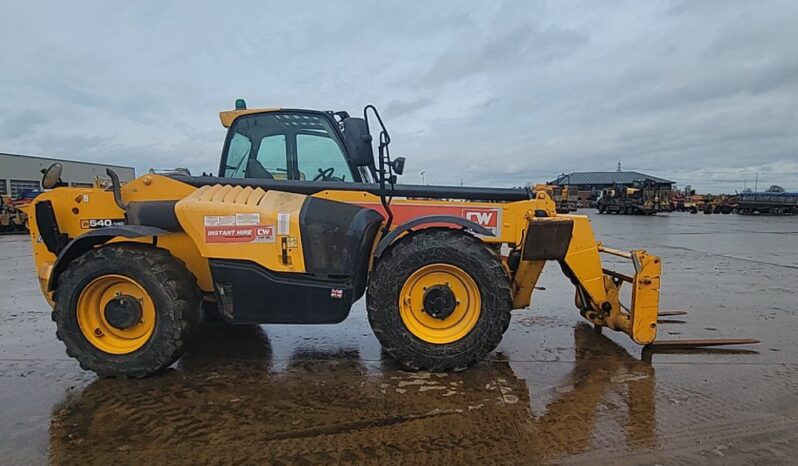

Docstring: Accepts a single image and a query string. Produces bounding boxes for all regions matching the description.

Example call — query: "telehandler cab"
[28,101,665,377]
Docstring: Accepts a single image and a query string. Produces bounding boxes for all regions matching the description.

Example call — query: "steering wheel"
[313,167,335,181]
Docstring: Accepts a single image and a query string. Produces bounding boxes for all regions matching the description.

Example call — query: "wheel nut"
[94,328,103,337]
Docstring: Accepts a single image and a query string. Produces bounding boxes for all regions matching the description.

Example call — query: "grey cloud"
[0,0,796,192]
[419,22,588,87]
[384,97,434,118]
[0,110,54,139]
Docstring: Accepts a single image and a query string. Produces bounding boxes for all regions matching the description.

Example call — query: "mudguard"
[48,225,169,291]
[373,215,494,259]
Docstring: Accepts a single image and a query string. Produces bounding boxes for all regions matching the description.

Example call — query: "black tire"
[597,204,606,214]
[202,299,225,322]
[367,229,512,371]
[53,243,202,378]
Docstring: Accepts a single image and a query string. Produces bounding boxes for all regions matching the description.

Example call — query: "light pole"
[420,171,426,185]
[740,169,758,192]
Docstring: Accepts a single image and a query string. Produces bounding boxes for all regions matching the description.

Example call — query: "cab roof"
[218,107,281,128]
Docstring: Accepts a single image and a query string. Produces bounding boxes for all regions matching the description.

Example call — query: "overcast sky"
[1,1,796,192]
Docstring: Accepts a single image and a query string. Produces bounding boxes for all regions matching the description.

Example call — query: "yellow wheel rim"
[399,264,481,344]
[76,274,156,355]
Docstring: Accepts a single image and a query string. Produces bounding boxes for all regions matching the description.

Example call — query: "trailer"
[736,192,798,215]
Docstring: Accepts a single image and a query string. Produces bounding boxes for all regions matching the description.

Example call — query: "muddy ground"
[0,212,796,465]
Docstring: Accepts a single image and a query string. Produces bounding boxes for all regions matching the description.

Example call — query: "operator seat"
[245,159,274,180]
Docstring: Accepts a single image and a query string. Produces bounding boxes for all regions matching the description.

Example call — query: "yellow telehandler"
[27,101,666,377]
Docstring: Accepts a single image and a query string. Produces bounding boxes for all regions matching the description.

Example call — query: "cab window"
[221,112,356,182]
[255,135,288,179]
[223,132,252,178]
[297,133,353,181]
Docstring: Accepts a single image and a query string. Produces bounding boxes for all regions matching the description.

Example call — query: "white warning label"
[277,213,290,235]
[204,213,257,227]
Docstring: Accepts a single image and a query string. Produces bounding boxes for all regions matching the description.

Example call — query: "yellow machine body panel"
[174,185,307,273]
[27,183,216,298]
[312,188,558,248]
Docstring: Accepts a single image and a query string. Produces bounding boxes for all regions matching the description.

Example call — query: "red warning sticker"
[205,225,275,244]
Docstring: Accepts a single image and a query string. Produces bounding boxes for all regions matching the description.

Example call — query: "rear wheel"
[367,229,511,371]
[53,244,201,377]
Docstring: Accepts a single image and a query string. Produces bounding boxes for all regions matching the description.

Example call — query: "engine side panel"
[175,185,309,273]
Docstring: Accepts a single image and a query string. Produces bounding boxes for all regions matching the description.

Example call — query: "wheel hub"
[422,285,457,320]
[104,295,143,330]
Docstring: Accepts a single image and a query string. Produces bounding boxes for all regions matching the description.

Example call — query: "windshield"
[221,112,355,182]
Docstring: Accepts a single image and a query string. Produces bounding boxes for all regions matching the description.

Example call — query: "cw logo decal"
[461,208,501,235]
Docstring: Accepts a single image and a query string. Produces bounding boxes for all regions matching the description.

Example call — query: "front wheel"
[367,229,512,371]
[53,244,202,377]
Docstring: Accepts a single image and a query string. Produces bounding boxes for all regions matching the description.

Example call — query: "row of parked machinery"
[0,194,34,231]
[541,182,797,216]
[672,192,798,215]
[595,180,673,215]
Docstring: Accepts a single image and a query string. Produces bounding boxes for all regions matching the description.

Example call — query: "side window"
[255,135,288,179]
[296,133,353,182]
[223,132,252,178]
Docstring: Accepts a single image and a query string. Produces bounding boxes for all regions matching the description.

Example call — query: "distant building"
[0,153,135,198]
[550,170,675,207]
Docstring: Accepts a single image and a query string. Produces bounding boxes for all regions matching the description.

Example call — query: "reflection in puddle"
[49,323,656,464]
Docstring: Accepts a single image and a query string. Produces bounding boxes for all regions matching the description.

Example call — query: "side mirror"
[41,163,63,189]
[342,117,374,167]
[390,156,405,175]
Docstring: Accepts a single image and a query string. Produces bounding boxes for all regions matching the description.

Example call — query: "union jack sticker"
[330,289,344,299]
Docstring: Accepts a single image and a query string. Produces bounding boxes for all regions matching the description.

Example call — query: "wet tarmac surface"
[1,212,797,465]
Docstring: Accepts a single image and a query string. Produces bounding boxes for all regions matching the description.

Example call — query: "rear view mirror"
[342,117,374,167]
[390,157,405,175]
[41,163,63,189]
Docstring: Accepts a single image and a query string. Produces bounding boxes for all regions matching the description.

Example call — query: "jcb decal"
[80,219,125,229]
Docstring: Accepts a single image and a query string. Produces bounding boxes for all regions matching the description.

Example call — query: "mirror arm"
[364,105,396,237]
